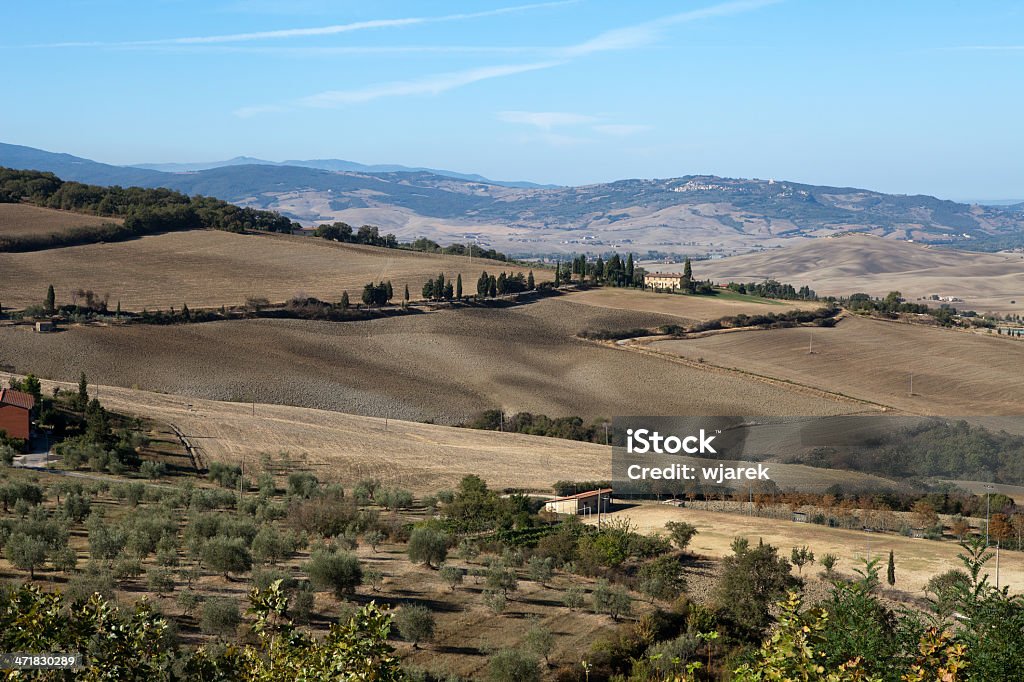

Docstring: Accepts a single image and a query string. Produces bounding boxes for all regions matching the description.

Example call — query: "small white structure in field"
[544,488,612,516]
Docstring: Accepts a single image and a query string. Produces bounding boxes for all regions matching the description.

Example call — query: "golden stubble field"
[0,203,121,238]
[649,314,1024,415]
[606,502,1024,595]
[1,373,894,495]
[695,234,1024,316]
[565,287,821,323]
[0,297,865,424]
[0,229,541,310]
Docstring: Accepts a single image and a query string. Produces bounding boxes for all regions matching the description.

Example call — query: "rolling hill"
[0,229,535,310]
[693,233,1024,315]
[4,142,1023,258]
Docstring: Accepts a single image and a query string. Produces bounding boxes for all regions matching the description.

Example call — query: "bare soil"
[0,297,862,424]
[650,314,1024,415]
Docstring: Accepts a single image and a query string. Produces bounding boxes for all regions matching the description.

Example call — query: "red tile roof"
[0,389,35,410]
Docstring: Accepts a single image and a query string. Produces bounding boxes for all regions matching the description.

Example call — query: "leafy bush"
[394,604,435,649]
[201,535,253,578]
[287,471,320,498]
[304,549,362,599]
[407,526,449,567]
[487,648,541,682]
[200,597,241,636]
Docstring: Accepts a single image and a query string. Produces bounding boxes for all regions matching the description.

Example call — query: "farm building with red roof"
[0,388,35,443]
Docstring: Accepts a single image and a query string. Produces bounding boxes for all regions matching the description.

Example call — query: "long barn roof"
[0,388,35,410]
[546,488,612,503]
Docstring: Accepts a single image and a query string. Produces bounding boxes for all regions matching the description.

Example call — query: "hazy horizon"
[5,1,1024,198]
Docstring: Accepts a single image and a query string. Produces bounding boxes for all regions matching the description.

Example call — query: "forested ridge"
[0,167,295,251]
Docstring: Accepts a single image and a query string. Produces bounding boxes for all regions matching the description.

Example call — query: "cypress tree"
[385,280,394,302]
[456,273,463,299]
[488,275,497,298]
[77,372,89,409]
[403,284,410,303]
[683,257,693,292]
[554,262,561,287]
[527,270,535,290]
[887,550,896,587]
[626,254,635,283]
[341,291,350,310]
[45,284,55,314]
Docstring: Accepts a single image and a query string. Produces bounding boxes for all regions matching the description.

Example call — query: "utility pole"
[908,373,913,396]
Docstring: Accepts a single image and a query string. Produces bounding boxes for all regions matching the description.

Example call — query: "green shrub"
[488,648,540,682]
[200,597,241,636]
[304,549,362,599]
[395,604,435,649]
[201,535,252,578]
[407,526,448,567]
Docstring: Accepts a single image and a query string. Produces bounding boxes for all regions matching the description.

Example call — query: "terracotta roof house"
[0,388,35,442]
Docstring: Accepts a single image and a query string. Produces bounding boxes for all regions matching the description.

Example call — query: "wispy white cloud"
[114,44,548,56]
[560,0,782,58]
[497,111,598,130]
[39,1,577,48]
[235,0,780,116]
[295,62,562,108]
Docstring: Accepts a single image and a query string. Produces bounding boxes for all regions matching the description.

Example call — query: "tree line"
[0,167,297,252]
[313,224,510,261]
[555,252,645,288]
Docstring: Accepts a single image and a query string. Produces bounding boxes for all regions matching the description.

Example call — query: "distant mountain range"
[2,141,1023,257]
[130,155,554,189]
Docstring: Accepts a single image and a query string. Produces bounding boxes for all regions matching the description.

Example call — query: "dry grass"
[605,501,1024,595]
[695,233,1024,315]
[649,314,1024,415]
[0,203,120,238]
[566,287,820,323]
[0,230,540,310]
[1,374,890,495]
[0,298,862,424]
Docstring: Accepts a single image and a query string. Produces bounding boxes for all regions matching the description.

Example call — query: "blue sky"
[4,1,1024,198]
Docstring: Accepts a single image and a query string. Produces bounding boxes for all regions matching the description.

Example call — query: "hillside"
[0,229,531,310]
[648,314,1024,416]
[0,297,863,424]
[4,143,1024,258]
[694,234,1024,314]
[0,203,121,238]
[0,372,897,496]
